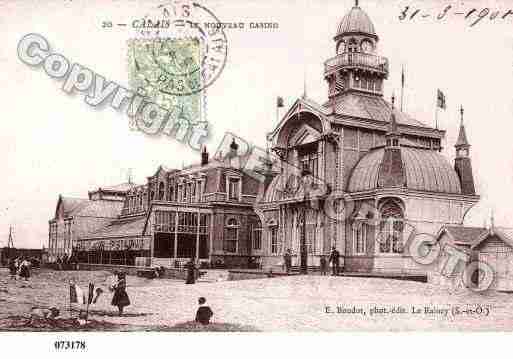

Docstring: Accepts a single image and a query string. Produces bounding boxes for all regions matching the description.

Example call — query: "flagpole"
[435,90,439,129]
[400,65,405,112]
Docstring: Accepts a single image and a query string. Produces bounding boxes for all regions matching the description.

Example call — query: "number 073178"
[54,341,86,350]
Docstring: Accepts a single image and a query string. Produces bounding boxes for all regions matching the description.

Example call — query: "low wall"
[228,269,292,281]
[77,263,203,281]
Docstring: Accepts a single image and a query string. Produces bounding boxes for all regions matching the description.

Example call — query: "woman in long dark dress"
[185,259,196,284]
[111,272,130,316]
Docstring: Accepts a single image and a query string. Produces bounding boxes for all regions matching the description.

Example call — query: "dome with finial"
[336,1,377,39]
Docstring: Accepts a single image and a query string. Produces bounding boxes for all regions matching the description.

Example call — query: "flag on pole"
[277,96,284,108]
[401,66,405,87]
[437,89,446,110]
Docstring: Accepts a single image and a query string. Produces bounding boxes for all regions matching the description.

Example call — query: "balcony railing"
[324,52,389,76]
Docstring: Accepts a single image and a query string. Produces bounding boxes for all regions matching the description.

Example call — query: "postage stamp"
[127,37,203,131]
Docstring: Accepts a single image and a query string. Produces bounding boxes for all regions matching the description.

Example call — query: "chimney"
[201,146,209,166]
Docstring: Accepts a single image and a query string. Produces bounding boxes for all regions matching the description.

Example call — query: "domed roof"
[336,5,376,38]
[347,147,462,194]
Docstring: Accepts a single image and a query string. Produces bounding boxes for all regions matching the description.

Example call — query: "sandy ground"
[1,268,513,331]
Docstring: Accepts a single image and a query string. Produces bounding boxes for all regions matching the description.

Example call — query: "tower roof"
[455,107,470,148]
[336,2,376,38]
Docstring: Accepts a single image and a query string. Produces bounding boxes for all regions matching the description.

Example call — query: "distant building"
[434,226,513,291]
[47,184,135,261]
[74,144,261,268]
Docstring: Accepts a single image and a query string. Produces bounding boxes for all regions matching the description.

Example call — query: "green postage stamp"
[127,37,204,132]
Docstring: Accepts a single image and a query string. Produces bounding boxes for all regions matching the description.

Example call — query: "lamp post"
[299,168,312,275]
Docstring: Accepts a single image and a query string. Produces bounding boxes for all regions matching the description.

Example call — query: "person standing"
[111,272,130,316]
[185,258,196,284]
[283,249,292,274]
[8,258,17,280]
[320,255,328,276]
[329,247,340,276]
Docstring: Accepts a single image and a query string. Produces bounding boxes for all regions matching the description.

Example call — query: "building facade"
[59,2,480,274]
[254,2,479,272]
[48,184,134,261]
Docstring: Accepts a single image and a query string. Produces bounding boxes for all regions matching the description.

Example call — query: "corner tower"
[454,106,476,195]
[324,0,388,101]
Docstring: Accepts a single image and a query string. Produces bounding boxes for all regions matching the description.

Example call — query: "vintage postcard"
[2,0,513,353]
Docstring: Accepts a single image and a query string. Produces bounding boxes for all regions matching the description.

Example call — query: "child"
[111,272,130,316]
[195,297,213,325]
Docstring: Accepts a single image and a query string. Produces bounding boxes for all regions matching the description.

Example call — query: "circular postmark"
[130,2,228,96]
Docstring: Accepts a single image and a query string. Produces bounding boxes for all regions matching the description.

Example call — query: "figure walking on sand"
[18,257,31,281]
[111,272,130,316]
[185,258,196,284]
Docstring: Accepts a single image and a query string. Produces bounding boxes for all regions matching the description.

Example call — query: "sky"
[1,0,513,248]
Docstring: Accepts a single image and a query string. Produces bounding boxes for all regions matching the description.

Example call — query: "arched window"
[353,222,367,254]
[378,200,404,254]
[337,40,345,54]
[252,218,262,251]
[270,226,279,254]
[348,38,358,53]
[224,218,238,253]
[158,182,165,200]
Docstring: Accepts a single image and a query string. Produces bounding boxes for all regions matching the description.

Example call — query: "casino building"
[54,1,480,273]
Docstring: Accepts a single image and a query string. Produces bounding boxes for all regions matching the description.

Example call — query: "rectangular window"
[252,227,262,251]
[378,219,404,254]
[354,224,366,254]
[228,178,240,200]
[197,180,204,202]
[188,182,195,203]
[270,227,279,254]
[224,227,238,253]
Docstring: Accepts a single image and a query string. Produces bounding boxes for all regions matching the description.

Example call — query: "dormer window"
[158,182,165,200]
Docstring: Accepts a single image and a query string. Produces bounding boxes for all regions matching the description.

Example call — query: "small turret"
[454,106,476,195]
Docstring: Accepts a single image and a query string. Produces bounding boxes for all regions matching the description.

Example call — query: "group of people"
[283,246,341,275]
[8,257,32,280]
